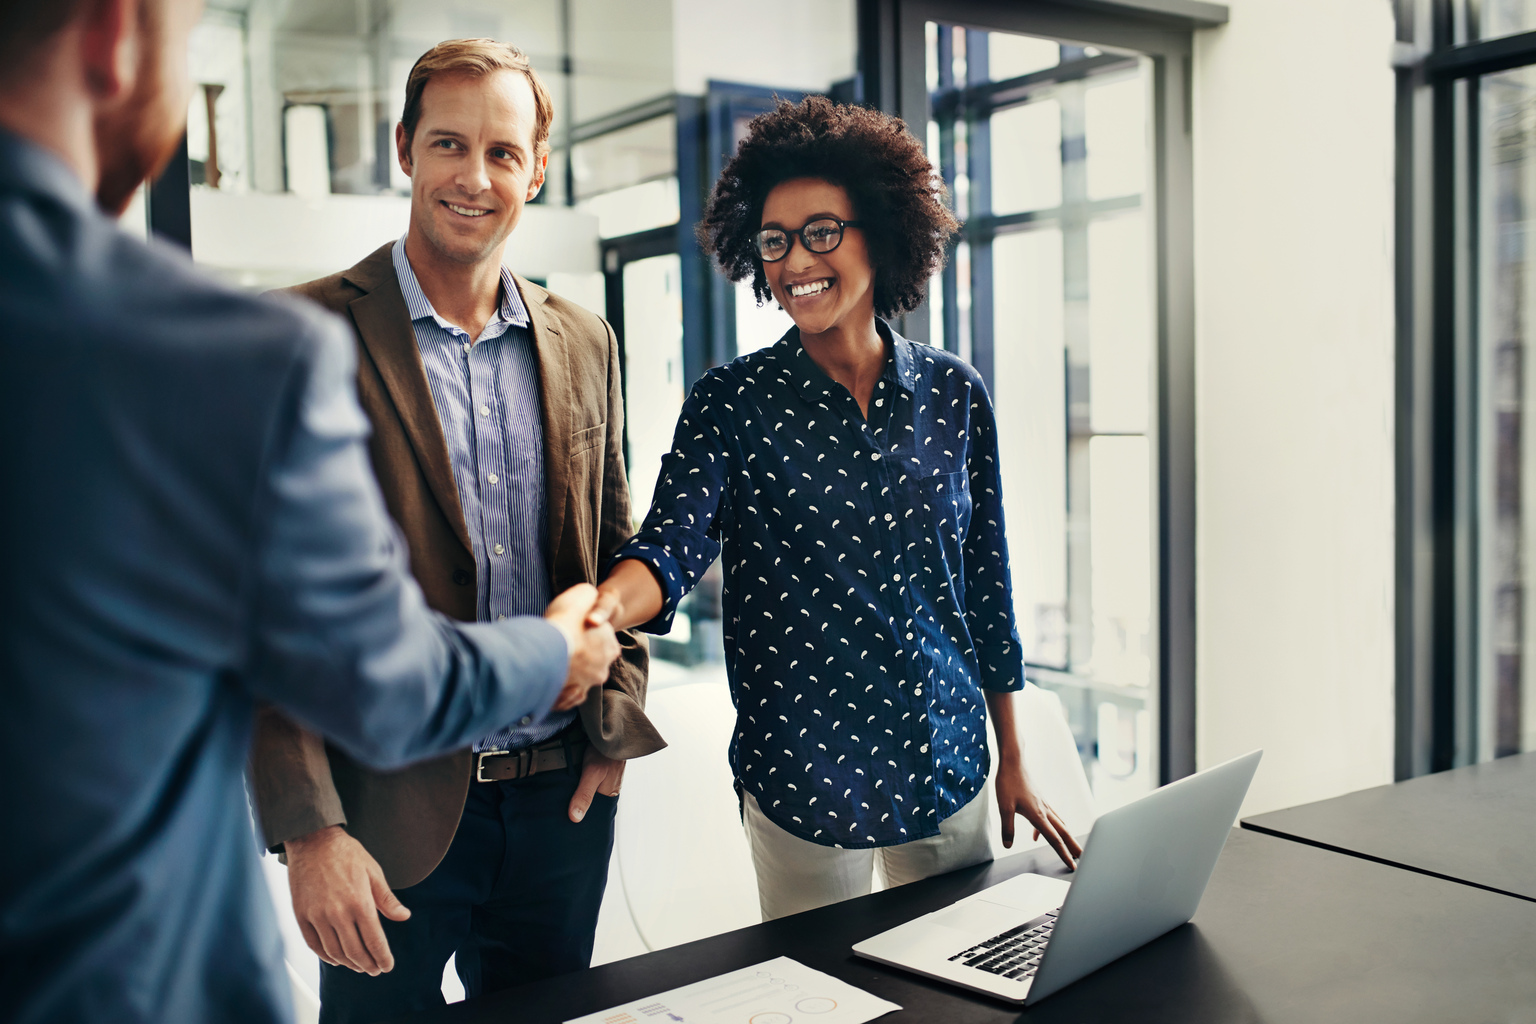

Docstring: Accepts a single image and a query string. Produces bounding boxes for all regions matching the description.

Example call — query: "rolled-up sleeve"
[243,314,569,769]
[961,374,1026,692]
[611,376,729,635]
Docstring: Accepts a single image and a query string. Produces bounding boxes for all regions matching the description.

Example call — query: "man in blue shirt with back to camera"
[0,1,620,1022]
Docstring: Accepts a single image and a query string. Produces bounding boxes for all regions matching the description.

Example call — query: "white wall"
[670,0,855,96]
[1192,0,1398,814]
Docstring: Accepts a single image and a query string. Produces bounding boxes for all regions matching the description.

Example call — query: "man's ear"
[395,121,413,179]
[80,0,137,101]
[526,150,548,201]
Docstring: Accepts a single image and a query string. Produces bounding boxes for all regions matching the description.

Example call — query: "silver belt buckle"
[475,748,533,782]
[475,751,497,783]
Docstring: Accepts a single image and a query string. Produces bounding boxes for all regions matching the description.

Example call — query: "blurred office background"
[119,0,1536,1012]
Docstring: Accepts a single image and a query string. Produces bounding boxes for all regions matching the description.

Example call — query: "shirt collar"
[0,127,98,217]
[779,318,917,405]
[390,234,530,333]
[887,320,918,391]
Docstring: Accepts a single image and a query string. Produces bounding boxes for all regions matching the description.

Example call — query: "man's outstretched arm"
[244,308,616,767]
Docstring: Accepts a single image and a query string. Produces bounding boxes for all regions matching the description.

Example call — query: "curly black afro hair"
[696,95,959,319]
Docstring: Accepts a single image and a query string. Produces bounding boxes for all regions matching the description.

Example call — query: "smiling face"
[760,177,876,340]
[396,68,546,267]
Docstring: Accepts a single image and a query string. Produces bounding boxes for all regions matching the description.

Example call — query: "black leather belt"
[475,733,585,783]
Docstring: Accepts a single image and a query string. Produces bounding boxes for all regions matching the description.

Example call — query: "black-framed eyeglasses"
[754,218,863,262]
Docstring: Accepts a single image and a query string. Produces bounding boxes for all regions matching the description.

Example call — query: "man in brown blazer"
[248,38,663,1023]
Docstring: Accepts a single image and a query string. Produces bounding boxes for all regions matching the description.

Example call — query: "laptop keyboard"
[948,910,1058,981]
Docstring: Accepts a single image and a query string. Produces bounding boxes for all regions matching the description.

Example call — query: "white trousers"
[742,790,994,921]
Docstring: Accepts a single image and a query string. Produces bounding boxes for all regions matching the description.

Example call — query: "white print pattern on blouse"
[616,323,1023,848]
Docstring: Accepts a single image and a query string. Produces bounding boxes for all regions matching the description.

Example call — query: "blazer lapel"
[521,276,573,568]
[346,259,475,557]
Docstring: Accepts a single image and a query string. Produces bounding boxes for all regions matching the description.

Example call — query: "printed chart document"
[564,956,901,1024]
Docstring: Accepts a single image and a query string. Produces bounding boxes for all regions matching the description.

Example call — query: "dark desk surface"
[1243,751,1536,902]
[390,829,1536,1024]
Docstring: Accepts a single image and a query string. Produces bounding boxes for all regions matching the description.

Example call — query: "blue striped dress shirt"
[391,236,573,752]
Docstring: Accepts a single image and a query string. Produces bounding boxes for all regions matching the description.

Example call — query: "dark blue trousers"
[317,768,617,1024]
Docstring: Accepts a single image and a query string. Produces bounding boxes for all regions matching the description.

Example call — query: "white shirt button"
[479,405,490,417]
[493,543,505,556]
[892,573,900,581]
[884,513,893,521]
[462,342,471,355]
[871,453,881,461]
[519,715,533,726]
[488,473,499,484]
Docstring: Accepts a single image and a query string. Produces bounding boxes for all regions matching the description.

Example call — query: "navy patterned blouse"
[615,321,1024,848]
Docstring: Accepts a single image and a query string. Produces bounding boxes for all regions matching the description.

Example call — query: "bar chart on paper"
[563,957,900,1024]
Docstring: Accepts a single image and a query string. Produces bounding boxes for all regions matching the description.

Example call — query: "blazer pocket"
[570,421,605,457]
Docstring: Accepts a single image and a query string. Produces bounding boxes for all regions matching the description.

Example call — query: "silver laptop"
[853,749,1262,1005]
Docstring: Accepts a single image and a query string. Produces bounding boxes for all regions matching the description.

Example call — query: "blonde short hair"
[400,38,554,161]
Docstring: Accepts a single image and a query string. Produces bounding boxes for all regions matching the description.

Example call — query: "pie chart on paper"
[563,956,899,1024]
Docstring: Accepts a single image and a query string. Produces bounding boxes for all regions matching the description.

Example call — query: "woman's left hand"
[994,758,1083,870]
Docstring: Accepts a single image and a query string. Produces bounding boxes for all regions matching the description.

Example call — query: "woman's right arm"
[588,377,731,634]
[589,558,664,631]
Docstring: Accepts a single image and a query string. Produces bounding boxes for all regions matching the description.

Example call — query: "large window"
[1399,0,1536,774]
[1479,64,1536,760]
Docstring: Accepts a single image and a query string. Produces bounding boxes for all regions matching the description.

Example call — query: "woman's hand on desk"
[994,758,1083,871]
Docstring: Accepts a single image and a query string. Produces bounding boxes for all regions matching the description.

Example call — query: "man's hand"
[545,583,620,711]
[994,757,1083,871]
[568,746,625,823]
[284,825,409,975]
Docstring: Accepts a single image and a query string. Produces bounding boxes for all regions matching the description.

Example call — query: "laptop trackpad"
[969,872,1071,913]
[932,898,1025,934]
[931,874,1069,933]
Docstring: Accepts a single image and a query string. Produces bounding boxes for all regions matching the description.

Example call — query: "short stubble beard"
[413,192,515,268]
[92,11,185,215]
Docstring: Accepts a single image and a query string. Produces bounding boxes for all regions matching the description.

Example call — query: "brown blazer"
[248,242,664,888]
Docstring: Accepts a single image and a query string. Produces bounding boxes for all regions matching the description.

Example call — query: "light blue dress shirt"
[390,238,573,751]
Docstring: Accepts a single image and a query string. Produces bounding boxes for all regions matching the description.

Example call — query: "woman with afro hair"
[592,96,1080,919]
